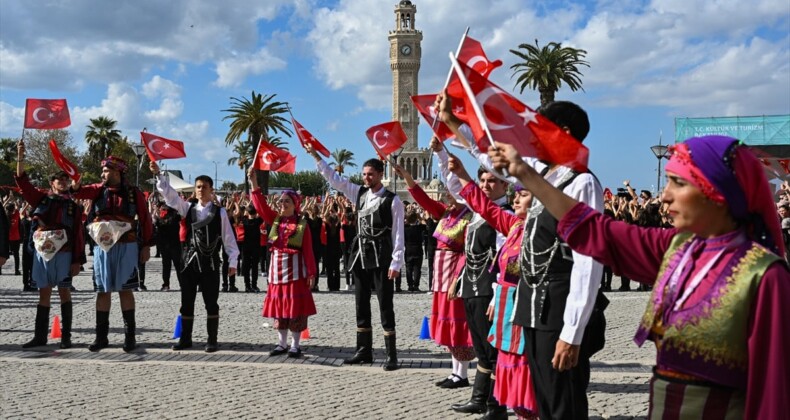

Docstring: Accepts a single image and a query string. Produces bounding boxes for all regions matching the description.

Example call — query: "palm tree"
[330,148,356,175]
[509,39,589,107]
[222,91,292,194]
[85,116,123,159]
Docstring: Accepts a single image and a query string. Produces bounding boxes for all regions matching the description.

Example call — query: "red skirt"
[262,279,317,319]
[494,351,538,417]
[430,291,473,347]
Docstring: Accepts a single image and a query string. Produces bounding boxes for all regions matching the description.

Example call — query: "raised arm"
[304,143,361,199]
[151,160,191,217]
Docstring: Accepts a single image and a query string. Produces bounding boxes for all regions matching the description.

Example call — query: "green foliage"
[79,136,153,188]
[348,173,363,185]
[0,138,17,186]
[85,116,123,159]
[19,130,79,186]
[219,181,243,192]
[510,39,589,106]
[269,170,328,197]
[330,148,356,175]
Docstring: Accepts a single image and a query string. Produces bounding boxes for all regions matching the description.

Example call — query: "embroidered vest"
[88,185,139,242]
[351,187,395,270]
[268,216,307,251]
[184,202,222,272]
[433,207,472,251]
[460,203,512,299]
[634,232,780,389]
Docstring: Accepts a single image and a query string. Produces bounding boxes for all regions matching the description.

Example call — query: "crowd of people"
[1,93,789,419]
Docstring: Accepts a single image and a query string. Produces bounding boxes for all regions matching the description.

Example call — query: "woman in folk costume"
[391,162,476,389]
[489,135,790,420]
[446,156,539,419]
[248,168,317,358]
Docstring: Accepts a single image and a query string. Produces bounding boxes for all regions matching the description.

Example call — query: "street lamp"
[650,140,670,194]
[211,161,219,185]
[132,143,147,187]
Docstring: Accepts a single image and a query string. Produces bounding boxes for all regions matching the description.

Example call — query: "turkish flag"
[292,118,331,157]
[24,99,71,129]
[48,140,81,182]
[254,140,296,173]
[140,132,187,161]
[448,56,589,172]
[365,121,408,157]
[410,94,467,141]
[457,36,503,78]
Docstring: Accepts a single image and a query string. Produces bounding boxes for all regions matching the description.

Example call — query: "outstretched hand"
[429,136,443,152]
[487,142,535,180]
[149,160,160,174]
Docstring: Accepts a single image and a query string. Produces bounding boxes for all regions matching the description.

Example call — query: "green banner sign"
[674,115,790,146]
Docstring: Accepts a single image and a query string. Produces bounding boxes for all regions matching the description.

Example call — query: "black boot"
[451,370,491,414]
[60,302,72,349]
[89,310,110,352]
[121,309,136,352]
[479,377,508,419]
[22,305,50,348]
[383,333,399,371]
[205,316,219,353]
[344,329,373,364]
[172,316,194,350]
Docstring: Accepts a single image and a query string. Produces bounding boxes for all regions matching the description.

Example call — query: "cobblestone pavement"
[1,255,654,419]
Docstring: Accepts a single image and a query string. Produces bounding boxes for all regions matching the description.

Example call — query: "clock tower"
[384,1,440,199]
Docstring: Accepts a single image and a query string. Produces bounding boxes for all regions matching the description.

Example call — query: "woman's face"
[278,194,295,217]
[662,172,727,235]
[512,190,533,218]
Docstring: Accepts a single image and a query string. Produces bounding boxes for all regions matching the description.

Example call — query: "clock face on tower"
[400,44,412,56]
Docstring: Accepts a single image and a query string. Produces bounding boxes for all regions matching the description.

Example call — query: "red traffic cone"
[50,315,62,339]
[300,328,311,340]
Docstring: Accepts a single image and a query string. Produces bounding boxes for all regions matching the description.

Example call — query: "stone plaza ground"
[1,253,654,419]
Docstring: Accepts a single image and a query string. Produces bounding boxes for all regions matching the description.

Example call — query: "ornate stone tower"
[384,1,440,200]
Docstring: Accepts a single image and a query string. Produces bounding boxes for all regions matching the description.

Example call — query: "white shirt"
[461,126,604,345]
[156,175,240,268]
[316,160,405,272]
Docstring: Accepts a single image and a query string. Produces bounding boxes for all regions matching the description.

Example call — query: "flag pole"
[430,27,469,154]
[448,51,509,177]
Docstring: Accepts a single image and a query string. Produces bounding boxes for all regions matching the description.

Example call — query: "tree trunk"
[539,88,555,108]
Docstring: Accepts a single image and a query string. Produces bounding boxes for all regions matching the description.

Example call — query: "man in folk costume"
[439,145,512,417]
[151,161,239,353]
[440,93,607,419]
[15,140,84,349]
[71,156,153,352]
[305,143,405,371]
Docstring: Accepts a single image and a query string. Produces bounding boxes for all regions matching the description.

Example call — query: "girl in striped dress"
[248,168,317,358]
[449,158,539,419]
[392,163,475,389]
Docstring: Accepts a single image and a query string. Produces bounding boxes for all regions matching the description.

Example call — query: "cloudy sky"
[1,0,788,191]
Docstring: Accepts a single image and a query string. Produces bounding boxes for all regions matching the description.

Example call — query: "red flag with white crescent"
[410,94,465,141]
[24,99,71,129]
[254,140,296,173]
[48,140,81,182]
[292,118,330,157]
[364,121,408,157]
[457,36,503,78]
[140,132,187,161]
[448,56,589,172]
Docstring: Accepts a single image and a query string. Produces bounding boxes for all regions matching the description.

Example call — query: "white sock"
[291,332,301,349]
[277,329,288,348]
[457,360,469,379]
[450,356,459,379]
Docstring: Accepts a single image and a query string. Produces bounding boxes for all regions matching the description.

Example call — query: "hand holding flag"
[24,99,71,129]
[140,132,187,161]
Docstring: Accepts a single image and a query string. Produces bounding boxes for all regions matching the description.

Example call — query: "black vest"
[183,202,222,272]
[460,202,513,299]
[350,186,395,270]
[514,170,581,331]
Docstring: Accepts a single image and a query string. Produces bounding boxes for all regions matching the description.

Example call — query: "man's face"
[362,165,383,189]
[101,167,121,186]
[478,172,506,199]
[779,206,788,219]
[50,176,70,194]
[194,180,213,202]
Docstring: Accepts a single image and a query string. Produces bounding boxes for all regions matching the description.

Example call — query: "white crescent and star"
[372,130,389,148]
[476,87,514,131]
[262,151,280,165]
[32,107,54,124]
[148,139,164,153]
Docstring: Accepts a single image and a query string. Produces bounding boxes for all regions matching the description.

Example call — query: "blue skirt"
[93,242,139,292]
[32,251,72,289]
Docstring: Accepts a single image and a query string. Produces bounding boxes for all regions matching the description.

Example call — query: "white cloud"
[214,48,288,88]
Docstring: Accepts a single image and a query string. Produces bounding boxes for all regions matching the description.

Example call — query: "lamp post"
[650,140,669,195]
[132,143,147,187]
[211,161,219,185]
